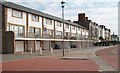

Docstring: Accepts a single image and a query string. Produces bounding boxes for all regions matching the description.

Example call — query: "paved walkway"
[61,46,119,72]
[1,46,119,72]
[1,47,95,62]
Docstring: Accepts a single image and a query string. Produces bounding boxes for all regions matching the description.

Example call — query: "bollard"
[68,47,70,52]
[30,48,32,55]
[68,46,70,52]
[40,47,42,55]
[80,45,81,50]
[50,47,53,55]
[21,48,23,54]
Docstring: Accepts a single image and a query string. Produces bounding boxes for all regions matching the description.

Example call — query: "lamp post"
[61,1,65,57]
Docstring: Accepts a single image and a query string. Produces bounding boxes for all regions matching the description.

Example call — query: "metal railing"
[27,33,41,38]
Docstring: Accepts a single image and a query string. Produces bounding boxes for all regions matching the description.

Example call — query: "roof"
[1,2,85,28]
[73,20,90,30]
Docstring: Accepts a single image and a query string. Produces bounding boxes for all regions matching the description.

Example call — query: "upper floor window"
[65,24,69,29]
[32,14,39,22]
[29,27,41,38]
[46,30,53,35]
[46,18,52,25]
[12,10,23,18]
[78,28,80,31]
[71,33,76,36]
[72,26,75,30]
[56,21,61,27]
[65,32,69,36]
[9,24,24,37]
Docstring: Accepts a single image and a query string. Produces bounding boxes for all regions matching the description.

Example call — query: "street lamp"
[61,1,65,57]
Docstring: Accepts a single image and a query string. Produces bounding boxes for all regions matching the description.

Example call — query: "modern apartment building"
[1,2,93,54]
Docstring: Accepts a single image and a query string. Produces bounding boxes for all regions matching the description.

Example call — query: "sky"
[5,0,119,35]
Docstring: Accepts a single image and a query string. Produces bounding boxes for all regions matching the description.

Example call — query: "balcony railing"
[55,35,62,39]
[15,32,24,38]
[64,36,70,39]
[27,33,41,38]
[70,37,77,40]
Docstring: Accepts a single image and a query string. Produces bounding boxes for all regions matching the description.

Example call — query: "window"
[29,27,35,33]
[9,24,24,37]
[71,33,76,36]
[65,24,69,29]
[72,26,75,30]
[47,30,53,35]
[65,32,69,36]
[56,21,61,27]
[29,27,40,38]
[12,10,22,18]
[46,18,52,25]
[35,28,40,38]
[32,14,39,22]
[10,25,15,31]
[55,31,62,35]
[78,28,80,31]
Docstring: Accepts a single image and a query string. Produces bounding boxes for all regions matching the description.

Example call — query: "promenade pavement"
[1,46,119,73]
[62,45,119,72]
[1,47,99,72]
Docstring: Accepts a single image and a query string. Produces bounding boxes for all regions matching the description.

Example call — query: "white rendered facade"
[2,2,93,54]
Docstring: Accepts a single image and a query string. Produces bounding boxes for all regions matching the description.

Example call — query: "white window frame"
[12,10,23,18]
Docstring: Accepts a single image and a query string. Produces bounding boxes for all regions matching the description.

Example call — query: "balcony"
[27,33,41,38]
[55,35,62,39]
[15,32,24,38]
[43,34,49,39]
[70,37,77,40]
[64,36,69,39]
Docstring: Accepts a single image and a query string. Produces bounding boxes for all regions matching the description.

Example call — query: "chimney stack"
[78,13,85,21]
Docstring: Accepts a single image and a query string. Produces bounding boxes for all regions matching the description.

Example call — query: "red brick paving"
[2,58,99,71]
[0,63,2,72]
[96,46,118,70]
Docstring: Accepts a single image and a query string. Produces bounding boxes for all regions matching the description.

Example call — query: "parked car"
[54,44,60,49]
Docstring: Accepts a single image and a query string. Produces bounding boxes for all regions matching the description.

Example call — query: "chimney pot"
[85,17,88,20]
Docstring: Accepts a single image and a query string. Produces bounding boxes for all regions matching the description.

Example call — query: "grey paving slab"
[61,46,119,72]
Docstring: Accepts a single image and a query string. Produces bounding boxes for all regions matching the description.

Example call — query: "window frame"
[31,14,39,22]
[65,24,69,29]
[12,9,23,19]
[45,18,52,25]
[8,23,25,37]
[72,26,75,30]
[56,21,61,27]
